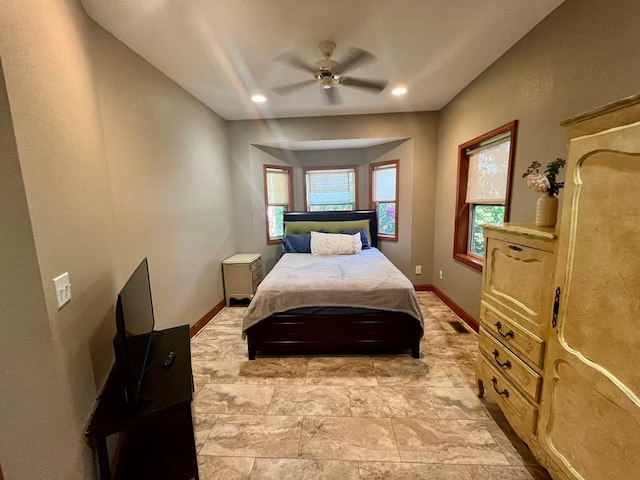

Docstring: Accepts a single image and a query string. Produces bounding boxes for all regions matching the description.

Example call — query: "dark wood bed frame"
[245,210,424,360]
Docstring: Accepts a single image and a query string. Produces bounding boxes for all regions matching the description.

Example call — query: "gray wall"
[433,0,640,319]
[0,0,234,477]
[228,113,439,280]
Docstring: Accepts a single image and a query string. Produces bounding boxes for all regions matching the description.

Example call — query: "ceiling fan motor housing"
[314,59,341,88]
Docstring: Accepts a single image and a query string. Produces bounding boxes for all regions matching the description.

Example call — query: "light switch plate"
[53,272,71,308]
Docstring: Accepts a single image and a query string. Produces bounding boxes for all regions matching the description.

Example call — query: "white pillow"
[310,231,362,256]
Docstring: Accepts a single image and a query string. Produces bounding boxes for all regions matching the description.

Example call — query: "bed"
[242,210,424,360]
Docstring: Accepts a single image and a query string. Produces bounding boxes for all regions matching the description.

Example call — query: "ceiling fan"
[273,41,388,105]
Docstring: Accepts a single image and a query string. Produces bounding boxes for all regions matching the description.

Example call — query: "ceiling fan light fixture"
[392,86,407,96]
[320,76,333,89]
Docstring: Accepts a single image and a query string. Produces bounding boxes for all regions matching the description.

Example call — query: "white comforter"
[242,248,423,335]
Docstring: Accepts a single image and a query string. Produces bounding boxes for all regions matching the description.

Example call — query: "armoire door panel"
[538,104,640,480]
[484,238,555,332]
[544,359,640,480]
[559,150,640,394]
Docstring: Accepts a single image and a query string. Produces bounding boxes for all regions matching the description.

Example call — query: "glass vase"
[536,193,558,227]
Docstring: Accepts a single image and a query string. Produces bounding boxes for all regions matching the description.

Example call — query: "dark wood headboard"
[283,210,378,248]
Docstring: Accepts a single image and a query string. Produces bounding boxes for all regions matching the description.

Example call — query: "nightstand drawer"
[479,327,542,402]
[252,261,262,280]
[481,304,545,369]
[477,356,538,435]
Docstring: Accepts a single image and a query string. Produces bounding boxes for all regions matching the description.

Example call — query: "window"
[263,165,293,244]
[370,160,399,241]
[454,121,518,271]
[304,166,357,211]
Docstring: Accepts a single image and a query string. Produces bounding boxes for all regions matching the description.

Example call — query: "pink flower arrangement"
[522,158,566,196]
[526,174,551,193]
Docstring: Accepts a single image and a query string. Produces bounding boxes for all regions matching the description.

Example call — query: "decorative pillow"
[310,231,362,256]
[341,229,371,249]
[282,233,312,253]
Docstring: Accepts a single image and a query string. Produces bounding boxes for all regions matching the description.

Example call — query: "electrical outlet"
[439,270,443,280]
[415,265,422,275]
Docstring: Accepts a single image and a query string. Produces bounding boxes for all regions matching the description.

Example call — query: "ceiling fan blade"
[322,87,341,105]
[276,53,317,74]
[340,77,387,93]
[273,79,317,95]
[336,48,376,74]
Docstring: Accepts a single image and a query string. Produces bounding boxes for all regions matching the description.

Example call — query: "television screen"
[113,258,156,410]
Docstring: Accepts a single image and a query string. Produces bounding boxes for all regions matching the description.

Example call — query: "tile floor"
[190,292,551,480]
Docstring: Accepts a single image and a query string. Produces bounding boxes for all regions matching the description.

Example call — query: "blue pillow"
[283,233,311,253]
[341,229,371,249]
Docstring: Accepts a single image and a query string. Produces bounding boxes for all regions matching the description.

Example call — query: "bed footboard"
[246,311,423,359]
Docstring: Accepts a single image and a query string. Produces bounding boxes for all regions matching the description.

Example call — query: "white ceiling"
[81,0,564,121]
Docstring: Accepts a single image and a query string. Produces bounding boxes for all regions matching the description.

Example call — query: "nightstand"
[222,253,262,306]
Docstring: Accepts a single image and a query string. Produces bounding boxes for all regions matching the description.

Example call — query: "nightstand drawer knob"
[495,321,515,339]
[493,349,512,369]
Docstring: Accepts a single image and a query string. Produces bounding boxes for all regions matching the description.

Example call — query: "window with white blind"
[304,166,357,211]
[263,165,293,244]
[454,121,518,270]
[370,160,399,241]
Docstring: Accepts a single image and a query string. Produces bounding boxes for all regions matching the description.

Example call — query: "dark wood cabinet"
[86,325,198,480]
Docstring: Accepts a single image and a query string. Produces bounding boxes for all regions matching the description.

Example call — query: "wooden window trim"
[303,165,359,211]
[263,164,294,245]
[369,159,399,241]
[453,121,518,271]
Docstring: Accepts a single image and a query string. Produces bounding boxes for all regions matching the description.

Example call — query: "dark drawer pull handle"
[491,376,510,397]
[508,245,523,252]
[493,349,512,369]
[495,321,515,339]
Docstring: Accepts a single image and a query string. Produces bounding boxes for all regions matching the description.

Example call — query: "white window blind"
[307,169,353,205]
[373,165,396,202]
[466,138,510,204]
[266,168,289,205]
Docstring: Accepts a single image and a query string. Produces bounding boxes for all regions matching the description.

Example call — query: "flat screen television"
[113,257,156,411]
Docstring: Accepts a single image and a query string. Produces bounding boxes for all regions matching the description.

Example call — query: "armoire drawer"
[477,356,538,435]
[481,304,545,369]
[479,327,542,402]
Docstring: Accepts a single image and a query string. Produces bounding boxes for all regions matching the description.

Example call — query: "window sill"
[453,253,483,272]
[377,235,398,242]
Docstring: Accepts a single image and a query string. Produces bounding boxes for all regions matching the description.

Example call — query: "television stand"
[86,325,198,480]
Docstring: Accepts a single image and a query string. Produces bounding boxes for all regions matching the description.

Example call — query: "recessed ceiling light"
[251,94,267,103]
[391,86,407,96]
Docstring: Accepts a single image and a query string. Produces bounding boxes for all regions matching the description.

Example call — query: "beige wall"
[91,24,235,332]
[0,58,83,480]
[433,0,640,319]
[0,0,233,477]
[228,113,439,281]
